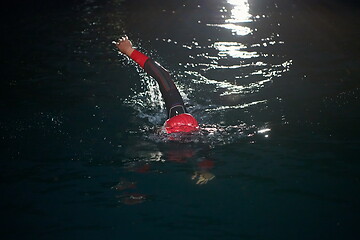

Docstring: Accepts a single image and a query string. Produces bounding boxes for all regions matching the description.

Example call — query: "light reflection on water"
[207,0,253,36]
[213,41,259,58]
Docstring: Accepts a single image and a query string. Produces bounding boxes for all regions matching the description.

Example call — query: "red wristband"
[130,50,149,68]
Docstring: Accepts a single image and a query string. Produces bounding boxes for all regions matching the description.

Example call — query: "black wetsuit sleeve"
[144,59,186,118]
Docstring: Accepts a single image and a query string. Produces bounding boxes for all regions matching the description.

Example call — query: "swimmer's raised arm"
[114,36,199,133]
[114,36,184,116]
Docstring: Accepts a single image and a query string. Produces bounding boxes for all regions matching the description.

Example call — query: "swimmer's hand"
[114,36,134,56]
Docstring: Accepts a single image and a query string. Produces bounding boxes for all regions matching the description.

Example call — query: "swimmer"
[115,36,199,134]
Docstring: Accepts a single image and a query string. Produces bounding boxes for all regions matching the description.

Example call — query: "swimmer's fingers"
[113,35,128,45]
[120,35,129,42]
[120,36,126,42]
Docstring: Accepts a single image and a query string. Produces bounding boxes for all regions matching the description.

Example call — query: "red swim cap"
[164,113,199,133]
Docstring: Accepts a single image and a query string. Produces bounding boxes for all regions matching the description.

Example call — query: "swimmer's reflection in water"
[192,158,215,185]
[164,144,215,185]
[113,143,215,200]
[114,36,199,134]
[122,144,215,185]
[112,147,215,204]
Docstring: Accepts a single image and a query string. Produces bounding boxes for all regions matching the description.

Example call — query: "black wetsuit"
[144,59,186,118]
[130,49,186,118]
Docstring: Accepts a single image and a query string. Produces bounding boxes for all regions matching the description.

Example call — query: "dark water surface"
[1,0,360,239]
